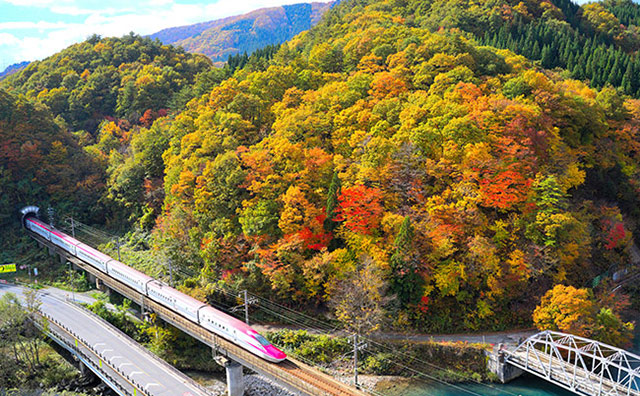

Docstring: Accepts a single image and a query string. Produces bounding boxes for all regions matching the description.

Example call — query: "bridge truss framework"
[505,330,640,396]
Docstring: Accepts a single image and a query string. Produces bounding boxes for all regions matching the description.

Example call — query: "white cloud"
[146,0,173,5]
[3,0,72,6]
[49,5,100,15]
[0,32,21,46]
[0,21,71,30]
[0,0,334,65]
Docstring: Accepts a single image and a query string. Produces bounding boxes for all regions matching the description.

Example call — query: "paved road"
[0,283,209,396]
[253,323,536,347]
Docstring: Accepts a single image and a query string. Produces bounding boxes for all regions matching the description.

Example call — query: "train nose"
[266,345,287,361]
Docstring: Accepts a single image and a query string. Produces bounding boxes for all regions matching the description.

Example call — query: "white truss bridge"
[505,330,640,396]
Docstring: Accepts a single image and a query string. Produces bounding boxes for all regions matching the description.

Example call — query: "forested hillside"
[0,88,104,262]
[1,34,212,133]
[0,34,224,248]
[119,0,638,338]
[398,0,640,96]
[149,2,334,64]
[2,0,640,342]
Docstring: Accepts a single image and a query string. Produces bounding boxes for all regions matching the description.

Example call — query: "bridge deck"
[0,283,210,396]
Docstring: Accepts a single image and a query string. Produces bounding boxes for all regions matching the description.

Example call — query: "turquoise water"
[381,376,576,396]
[400,328,640,396]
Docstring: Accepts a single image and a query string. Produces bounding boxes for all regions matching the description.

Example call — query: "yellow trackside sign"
[0,264,16,274]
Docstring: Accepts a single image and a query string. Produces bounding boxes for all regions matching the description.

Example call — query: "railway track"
[280,359,356,396]
[31,233,367,396]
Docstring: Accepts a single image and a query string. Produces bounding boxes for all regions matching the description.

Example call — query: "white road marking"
[1,285,208,395]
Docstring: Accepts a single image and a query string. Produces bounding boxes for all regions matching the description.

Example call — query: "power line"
[55,217,516,396]
[216,285,517,396]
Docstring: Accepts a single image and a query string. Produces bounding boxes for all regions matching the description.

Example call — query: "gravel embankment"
[196,373,296,396]
[244,374,296,396]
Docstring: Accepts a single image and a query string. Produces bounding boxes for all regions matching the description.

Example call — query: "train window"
[255,334,271,346]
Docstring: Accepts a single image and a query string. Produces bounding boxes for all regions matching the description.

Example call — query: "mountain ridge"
[0,61,30,80]
[149,1,335,64]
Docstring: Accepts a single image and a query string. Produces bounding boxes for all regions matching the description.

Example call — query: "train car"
[146,280,205,323]
[25,217,51,241]
[106,260,153,295]
[199,306,286,363]
[49,228,79,256]
[19,205,287,363]
[75,242,111,273]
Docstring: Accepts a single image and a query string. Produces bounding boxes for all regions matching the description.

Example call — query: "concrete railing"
[37,310,147,396]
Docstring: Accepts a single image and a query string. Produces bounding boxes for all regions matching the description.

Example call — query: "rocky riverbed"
[185,370,299,396]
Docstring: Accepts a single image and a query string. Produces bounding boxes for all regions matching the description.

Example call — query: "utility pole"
[164,256,173,287]
[230,290,257,324]
[68,261,75,302]
[47,206,54,228]
[243,290,249,325]
[71,217,75,238]
[352,334,367,389]
[116,241,121,261]
[354,334,358,387]
[168,258,173,287]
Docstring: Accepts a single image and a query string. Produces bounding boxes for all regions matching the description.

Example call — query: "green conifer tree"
[390,216,423,306]
[324,172,342,233]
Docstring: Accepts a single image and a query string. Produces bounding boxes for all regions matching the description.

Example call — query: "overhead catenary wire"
[216,284,524,396]
[59,216,519,396]
[213,285,521,396]
[183,279,520,396]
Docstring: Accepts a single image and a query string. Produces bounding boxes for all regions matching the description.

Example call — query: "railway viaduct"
[20,208,368,396]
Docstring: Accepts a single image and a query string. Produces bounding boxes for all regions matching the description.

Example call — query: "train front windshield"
[255,334,271,346]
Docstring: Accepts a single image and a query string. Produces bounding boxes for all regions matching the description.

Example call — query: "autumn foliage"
[147,0,640,333]
[533,285,634,347]
[334,185,383,235]
[4,0,640,336]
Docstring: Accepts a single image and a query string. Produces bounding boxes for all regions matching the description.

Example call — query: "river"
[378,328,640,396]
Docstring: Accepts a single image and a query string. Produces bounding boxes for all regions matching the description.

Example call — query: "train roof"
[107,259,154,282]
[27,217,49,229]
[75,242,113,263]
[28,218,78,243]
[147,280,207,306]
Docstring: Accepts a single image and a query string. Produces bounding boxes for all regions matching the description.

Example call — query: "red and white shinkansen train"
[20,206,286,363]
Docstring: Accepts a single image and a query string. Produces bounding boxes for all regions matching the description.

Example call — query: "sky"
[0,0,332,69]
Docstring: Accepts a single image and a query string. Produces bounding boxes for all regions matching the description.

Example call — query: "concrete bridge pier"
[225,360,244,396]
[487,344,523,383]
[215,356,244,396]
[95,279,111,296]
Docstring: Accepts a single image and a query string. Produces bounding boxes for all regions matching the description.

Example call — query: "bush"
[362,352,397,375]
[265,330,350,365]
